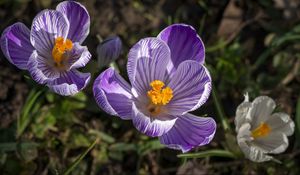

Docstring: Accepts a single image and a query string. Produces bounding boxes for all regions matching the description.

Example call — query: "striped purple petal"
[127,37,171,98]
[68,43,91,70]
[47,70,90,96]
[93,68,133,120]
[157,24,205,73]
[132,103,177,137]
[30,9,69,57]
[1,22,34,70]
[159,113,216,152]
[56,1,90,44]
[166,60,211,115]
[97,36,122,67]
[27,50,59,84]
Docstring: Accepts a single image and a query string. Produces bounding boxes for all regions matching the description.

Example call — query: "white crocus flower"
[235,94,295,162]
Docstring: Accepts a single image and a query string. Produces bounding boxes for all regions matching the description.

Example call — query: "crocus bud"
[97,36,122,68]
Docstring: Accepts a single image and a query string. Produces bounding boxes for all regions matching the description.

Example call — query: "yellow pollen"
[251,122,271,139]
[147,80,173,105]
[52,37,73,67]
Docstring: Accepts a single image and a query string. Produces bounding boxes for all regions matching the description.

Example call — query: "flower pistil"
[52,37,73,67]
[251,122,271,138]
[146,80,173,116]
[147,80,173,105]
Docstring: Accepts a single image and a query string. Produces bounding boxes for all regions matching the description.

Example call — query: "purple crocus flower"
[93,24,216,152]
[1,1,91,96]
[97,36,122,67]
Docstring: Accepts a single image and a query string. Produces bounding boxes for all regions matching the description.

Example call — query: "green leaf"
[63,138,98,175]
[31,108,57,138]
[177,149,236,159]
[224,133,242,156]
[253,24,300,71]
[211,87,230,132]
[109,143,136,152]
[137,140,164,156]
[0,142,38,153]
[108,151,124,161]
[17,89,44,137]
[69,132,91,148]
[89,129,115,143]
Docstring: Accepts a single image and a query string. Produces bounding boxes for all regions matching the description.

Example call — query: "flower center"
[52,37,73,67]
[146,80,173,116]
[147,80,173,105]
[251,122,271,139]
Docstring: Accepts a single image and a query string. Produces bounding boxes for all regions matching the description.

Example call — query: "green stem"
[63,139,99,175]
[206,39,228,53]
[212,87,230,132]
[17,88,44,138]
[177,149,236,159]
[109,62,120,73]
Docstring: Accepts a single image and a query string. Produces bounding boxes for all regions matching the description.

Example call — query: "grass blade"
[0,142,38,152]
[63,138,99,175]
[177,149,236,159]
[17,88,44,137]
[212,87,230,132]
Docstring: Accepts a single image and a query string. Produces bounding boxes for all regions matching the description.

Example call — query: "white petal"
[247,145,273,162]
[237,123,252,142]
[237,123,273,162]
[243,92,249,102]
[267,112,295,136]
[249,96,276,128]
[235,101,252,132]
[253,132,289,154]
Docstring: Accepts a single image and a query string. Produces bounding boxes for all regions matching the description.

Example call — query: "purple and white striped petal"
[159,113,216,152]
[67,43,91,70]
[93,68,133,120]
[30,10,69,57]
[97,36,122,67]
[1,22,34,70]
[132,103,177,137]
[27,50,59,84]
[157,24,205,72]
[166,60,211,115]
[47,70,90,96]
[56,1,90,44]
[127,38,171,98]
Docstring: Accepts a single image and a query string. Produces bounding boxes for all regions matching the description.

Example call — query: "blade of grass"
[206,39,227,53]
[138,140,164,156]
[177,149,236,159]
[17,88,44,137]
[251,47,272,71]
[63,138,99,175]
[136,140,165,174]
[212,87,230,132]
[89,129,115,143]
[252,24,300,71]
[0,142,38,152]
